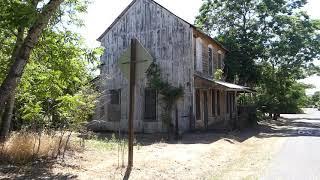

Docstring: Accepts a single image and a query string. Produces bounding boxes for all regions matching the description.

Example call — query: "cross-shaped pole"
[128,38,136,168]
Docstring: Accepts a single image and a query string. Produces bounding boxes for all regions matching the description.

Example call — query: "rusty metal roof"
[195,74,254,93]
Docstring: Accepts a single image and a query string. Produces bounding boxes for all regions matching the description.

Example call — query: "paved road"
[263,109,320,180]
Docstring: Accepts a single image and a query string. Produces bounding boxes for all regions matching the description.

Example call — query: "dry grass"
[0,131,81,164]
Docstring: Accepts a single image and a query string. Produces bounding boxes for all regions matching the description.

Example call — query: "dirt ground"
[0,121,288,180]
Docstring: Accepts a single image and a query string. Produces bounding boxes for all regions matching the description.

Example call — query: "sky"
[82,0,320,95]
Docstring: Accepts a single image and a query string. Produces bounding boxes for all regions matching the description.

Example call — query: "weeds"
[0,131,82,164]
[85,134,127,151]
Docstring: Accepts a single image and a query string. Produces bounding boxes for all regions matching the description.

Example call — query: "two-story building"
[91,0,251,133]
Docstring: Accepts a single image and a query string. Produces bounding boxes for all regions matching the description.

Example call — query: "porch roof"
[194,75,254,93]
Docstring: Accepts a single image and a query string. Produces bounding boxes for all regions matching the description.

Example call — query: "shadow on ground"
[94,115,320,146]
[256,117,320,138]
[0,160,78,180]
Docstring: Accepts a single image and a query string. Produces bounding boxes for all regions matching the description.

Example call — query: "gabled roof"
[97,0,229,52]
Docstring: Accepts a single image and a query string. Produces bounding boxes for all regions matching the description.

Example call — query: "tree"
[0,0,92,140]
[0,0,65,110]
[195,0,320,118]
[310,91,320,107]
[15,30,100,130]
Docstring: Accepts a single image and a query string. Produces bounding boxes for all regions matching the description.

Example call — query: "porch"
[193,75,253,130]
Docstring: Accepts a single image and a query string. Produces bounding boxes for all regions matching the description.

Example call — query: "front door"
[203,91,208,129]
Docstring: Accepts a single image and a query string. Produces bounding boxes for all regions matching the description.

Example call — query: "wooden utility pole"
[128,39,136,168]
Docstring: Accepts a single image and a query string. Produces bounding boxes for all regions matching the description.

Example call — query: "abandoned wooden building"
[90,0,253,133]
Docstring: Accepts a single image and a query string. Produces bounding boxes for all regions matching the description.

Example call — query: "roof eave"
[97,0,138,42]
[191,26,230,53]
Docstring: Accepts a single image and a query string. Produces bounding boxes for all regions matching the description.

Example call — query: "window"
[110,89,121,104]
[144,89,157,121]
[196,38,203,72]
[108,89,121,122]
[218,53,222,69]
[211,89,215,116]
[196,90,201,120]
[208,47,213,76]
[217,90,220,116]
[193,37,197,71]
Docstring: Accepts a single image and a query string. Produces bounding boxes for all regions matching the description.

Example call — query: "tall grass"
[0,131,81,164]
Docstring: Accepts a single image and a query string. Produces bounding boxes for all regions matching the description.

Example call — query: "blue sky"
[81,0,320,95]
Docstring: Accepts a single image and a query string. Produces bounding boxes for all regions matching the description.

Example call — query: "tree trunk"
[0,92,15,142]
[0,0,64,112]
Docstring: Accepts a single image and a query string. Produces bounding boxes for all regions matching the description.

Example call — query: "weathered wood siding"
[193,29,226,79]
[96,0,193,133]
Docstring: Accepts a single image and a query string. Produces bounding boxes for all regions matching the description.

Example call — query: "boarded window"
[211,89,215,116]
[144,89,157,121]
[208,48,213,76]
[217,90,220,116]
[196,90,201,120]
[108,89,121,122]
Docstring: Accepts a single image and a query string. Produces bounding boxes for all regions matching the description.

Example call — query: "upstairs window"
[144,89,157,122]
[208,47,213,76]
[195,38,203,72]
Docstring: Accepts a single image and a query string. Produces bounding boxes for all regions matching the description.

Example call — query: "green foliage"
[195,0,320,116]
[256,63,309,114]
[0,0,100,131]
[14,30,100,130]
[308,91,320,107]
[57,87,98,130]
[86,134,127,151]
[195,0,320,84]
[146,63,184,127]
[214,69,224,80]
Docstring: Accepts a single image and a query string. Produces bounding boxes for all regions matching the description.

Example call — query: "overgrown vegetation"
[147,63,184,135]
[0,131,82,164]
